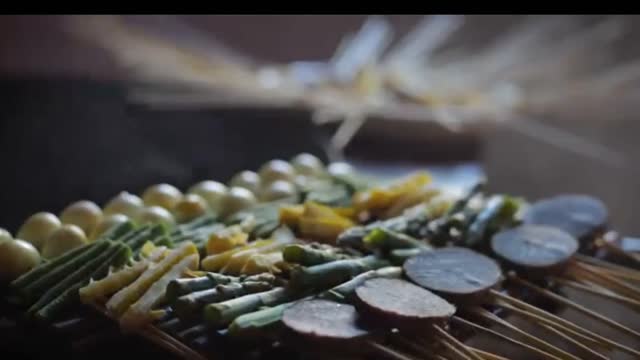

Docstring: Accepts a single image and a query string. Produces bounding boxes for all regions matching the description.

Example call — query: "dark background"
[1,15,640,237]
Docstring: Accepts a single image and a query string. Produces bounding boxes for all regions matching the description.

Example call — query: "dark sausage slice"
[491,225,578,272]
[282,299,368,343]
[403,247,502,303]
[522,194,608,243]
[355,278,455,329]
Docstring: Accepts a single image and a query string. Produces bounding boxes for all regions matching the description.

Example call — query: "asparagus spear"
[174,276,275,321]
[446,180,486,216]
[465,195,520,247]
[336,205,427,249]
[318,266,402,302]
[228,267,403,338]
[363,228,431,251]
[166,273,239,302]
[282,244,350,266]
[389,248,424,265]
[204,287,291,327]
[227,302,291,338]
[289,255,391,290]
[422,181,486,244]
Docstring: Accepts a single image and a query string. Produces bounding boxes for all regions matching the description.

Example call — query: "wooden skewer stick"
[595,238,640,266]
[366,340,420,360]
[552,276,640,311]
[393,336,438,360]
[567,268,639,300]
[438,337,475,360]
[435,355,453,360]
[495,301,607,350]
[465,346,510,360]
[491,289,640,357]
[512,275,640,341]
[142,326,208,360]
[89,302,206,360]
[433,324,485,360]
[575,254,640,275]
[451,316,563,360]
[576,261,640,282]
[538,323,609,360]
[568,262,640,299]
[470,307,580,360]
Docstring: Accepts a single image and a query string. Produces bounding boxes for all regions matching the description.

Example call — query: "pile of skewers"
[68,15,638,165]
[2,154,640,360]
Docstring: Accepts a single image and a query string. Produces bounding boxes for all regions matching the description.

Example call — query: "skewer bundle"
[68,15,638,166]
[2,154,639,359]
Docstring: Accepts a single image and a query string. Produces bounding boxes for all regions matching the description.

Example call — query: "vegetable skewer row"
[352,188,635,358]
[403,247,626,360]
[489,225,640,350]
[219,187,632,358]
[227,263,492,360]
[400,248,567,360]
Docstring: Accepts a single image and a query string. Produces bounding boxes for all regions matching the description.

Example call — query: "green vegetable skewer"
[130,224,167,251]
[11,242,97,290]
[119,225,150,244]
[34,243,131,321]
[27,242,120,313]
[20,241,111,300]
[282,244,350,266]
[204,287,291,327]
[228,266,403,338]
[289,255,390,290]
[227,302,290,338]
[389,248,424,265]
[166,273,239,303]
[363,228,431,251]
[174,275,275,321]
[318,266,403,302]
[99,221,136,241]
[465,195,520,247]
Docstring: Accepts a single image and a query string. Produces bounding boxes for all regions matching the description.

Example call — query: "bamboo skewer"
[568,262,640,299]
[495,301,607,350]
[438,338,475,360]
[451,316,562,360]
[595,239,640,266]
[393,337,437,359]
[141,326,208,360]
[491,290,640,357]
[466,347,510,360]
[566,267,639,300]
[433,324,485,360]
[89,302,207,360]
[469,307,580,360]
[576,261,640,282]
[574,254,637,273]
[511,276,640,341]
[538,323,609,360]
[367,340,419,360]
[552,276,640,311]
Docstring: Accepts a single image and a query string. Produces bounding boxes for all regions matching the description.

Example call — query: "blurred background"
[1,14,639,237]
